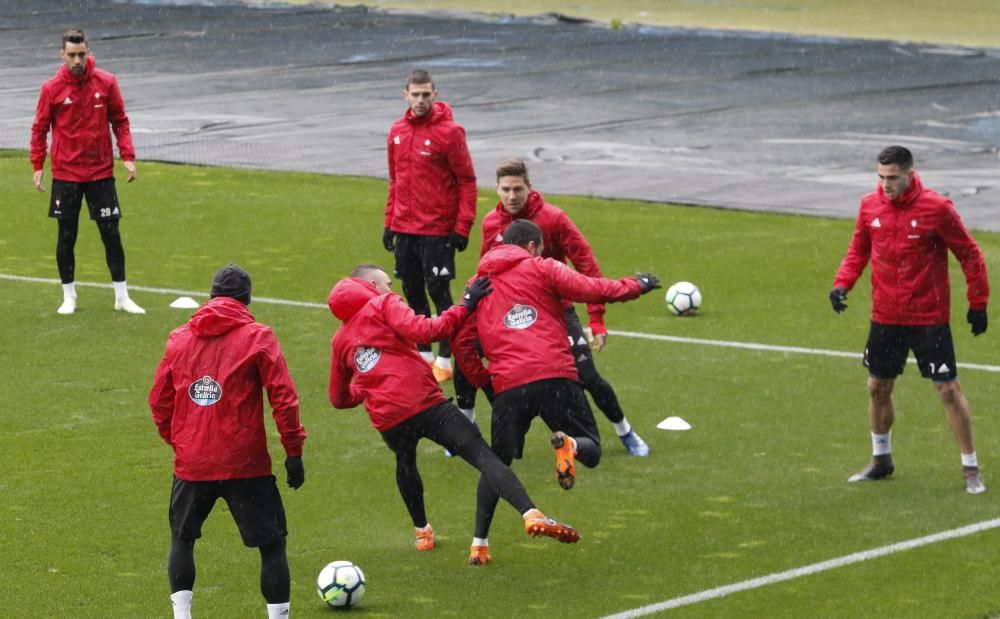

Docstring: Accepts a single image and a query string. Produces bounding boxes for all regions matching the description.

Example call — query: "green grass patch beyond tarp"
[1,151,998,618]
[284,0,1000,48]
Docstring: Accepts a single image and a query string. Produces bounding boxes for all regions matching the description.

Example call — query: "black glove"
[635,273,661,295]
[382,227,396,252]
[448,231,469,252]
[829,287,848,313]
[968,308,988,336]
[285,456,305,490]
[462,277,492,312]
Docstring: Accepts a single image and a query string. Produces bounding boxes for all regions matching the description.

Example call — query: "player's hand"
[382,227,396,252]
[285,456,305,489]
[968,308,988,336]
[448,231,469,252]
[635,273,661,294]
[590,329,608,353]
[462,277,492,312]
[829,287,848,313]
[123,160,136,183]
[33,170,45,192]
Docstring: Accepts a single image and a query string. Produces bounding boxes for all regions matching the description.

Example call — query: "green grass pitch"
[2,149,999,618]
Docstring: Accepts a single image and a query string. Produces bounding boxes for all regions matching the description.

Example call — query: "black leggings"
[56,217,125,284]
[401,275,454,357]
[168,534,290,603]
[380,401,534,528]
[565,307,626,424]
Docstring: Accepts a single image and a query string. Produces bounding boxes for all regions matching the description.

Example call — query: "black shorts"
[380,400,482,455]
[490,377,600,461]
[169,475,287,547]
[49,178,121,221]
[863,322,958,382]
[393,233,456,282]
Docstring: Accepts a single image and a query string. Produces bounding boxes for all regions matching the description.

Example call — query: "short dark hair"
[502,219,543,248]
[350,263,386,279]
[62,29,87,48]
[406,69,434,91]
[877,145,913,169]
[496,159,530,185]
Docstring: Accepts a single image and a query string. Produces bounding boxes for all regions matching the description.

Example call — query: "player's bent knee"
[425,279,452,307]
[934,379,962,403]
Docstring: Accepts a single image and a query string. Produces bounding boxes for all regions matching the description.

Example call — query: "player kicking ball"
[327,264,579,560]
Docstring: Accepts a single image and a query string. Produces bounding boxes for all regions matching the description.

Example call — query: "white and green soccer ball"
[665,281,702,316]
[317,560,366,609]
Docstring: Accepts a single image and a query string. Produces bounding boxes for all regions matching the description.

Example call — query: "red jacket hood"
[477,244,535,278]
[328,277,380,321]
[188,297,255,337]
[876,170,924,208]
[57,55,96,85]
[490,190,545,225]
[405,100,454,126]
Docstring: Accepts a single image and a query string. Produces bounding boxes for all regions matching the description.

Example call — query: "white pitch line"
[3,273,998,372]
[600,517,1000,618]
[609,329,1000,373]
[0,273,326,308]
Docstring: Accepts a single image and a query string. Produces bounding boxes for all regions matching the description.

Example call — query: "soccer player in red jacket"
[453,219,660,565]
[383,69,477,384]
[149,265,307,619]
[30,29,143,315]
[479,159,650,456]
[328,264,579,561]
[830,146,990,494]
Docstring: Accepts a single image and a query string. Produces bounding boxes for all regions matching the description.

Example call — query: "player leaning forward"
[327,263,579,560]
[30,29,144,315]
[453,220,661,565]
[830,146,990,494]
[482,159,651,456]
[149,265,307,618]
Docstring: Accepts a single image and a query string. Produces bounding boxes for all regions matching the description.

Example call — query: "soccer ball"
[317,560,366,608]
[665,281,702,316]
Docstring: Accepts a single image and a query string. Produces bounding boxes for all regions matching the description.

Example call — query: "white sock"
[416,523,431,533]
[521,508,542,518]
[472,537,488,547]
[266,602,290,618]
[420,351,434,363]
[62,282,76,300]
[613,419,632,437]
[170,590,193,619]
[871,432,891,456]
[459,408,475,423]
[962,452,979,468]
[568,435,578,454]
[435,356,452,370]
[112,280,128,300]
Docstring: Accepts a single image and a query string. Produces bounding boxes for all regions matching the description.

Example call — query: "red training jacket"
[834,172,989,325]
[481,190,609,335]
[453,244,641,394]
[385,101,477,237]
[149,297,306,481]
[31,55,135,182]
[328,277,470,431]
